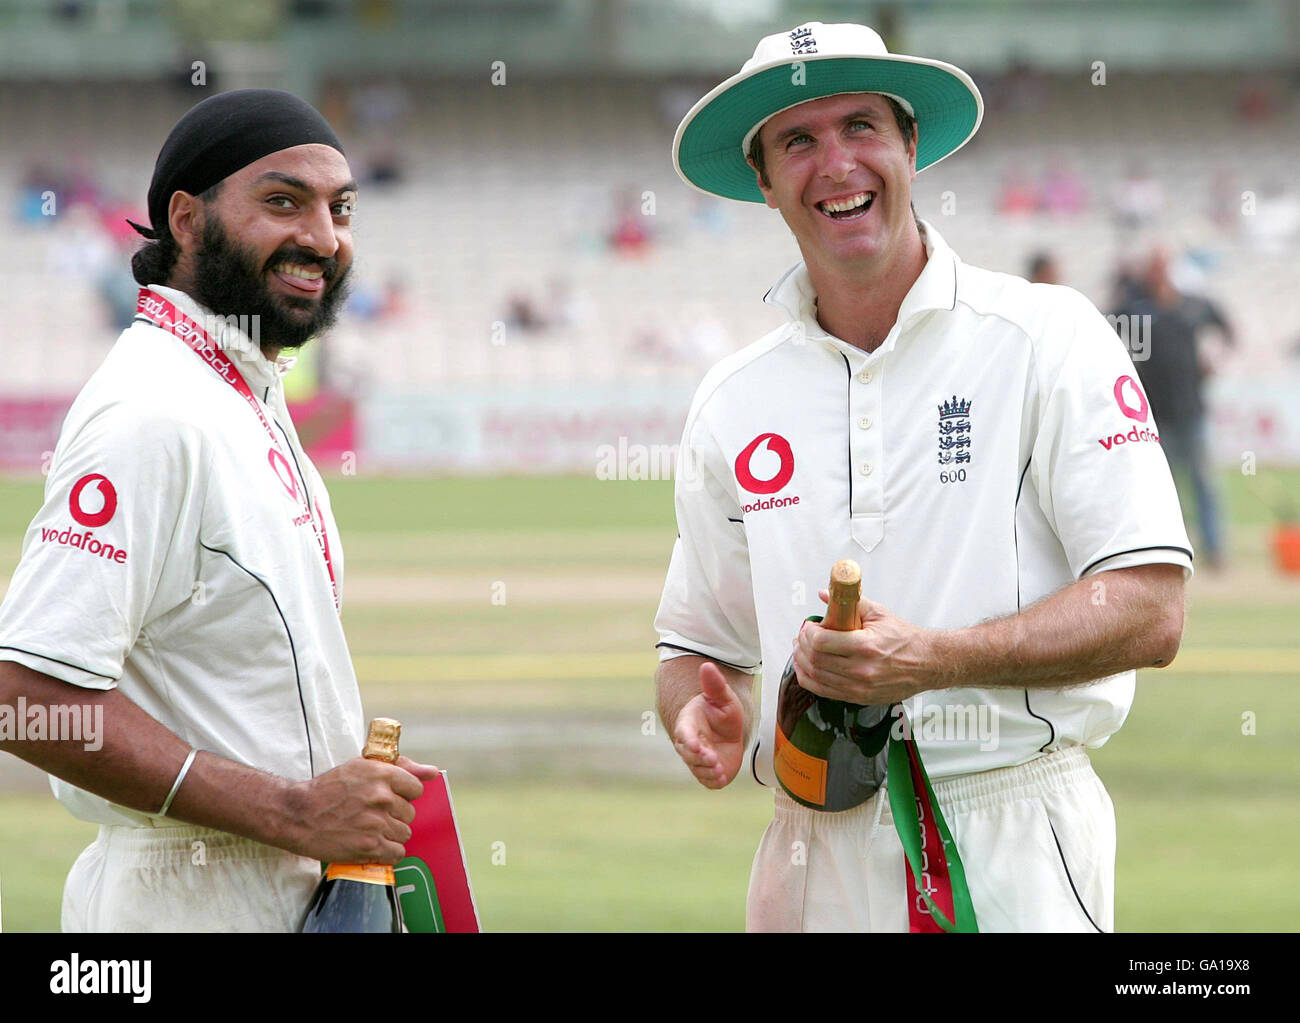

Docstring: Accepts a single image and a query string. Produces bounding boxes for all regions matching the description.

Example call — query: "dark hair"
[130,180,223,286]
[1027,252,1055,280]
[747,95,918,189]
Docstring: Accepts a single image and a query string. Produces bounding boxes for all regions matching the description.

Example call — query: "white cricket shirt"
[655,223,1192,784]
[0,284,364,826]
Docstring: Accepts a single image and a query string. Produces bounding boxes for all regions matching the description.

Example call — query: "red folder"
[394,772,481,933]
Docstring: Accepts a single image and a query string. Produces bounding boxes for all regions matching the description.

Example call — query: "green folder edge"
[394,857,446,934]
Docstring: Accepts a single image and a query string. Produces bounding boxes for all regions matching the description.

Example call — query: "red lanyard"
[135,288,340,611]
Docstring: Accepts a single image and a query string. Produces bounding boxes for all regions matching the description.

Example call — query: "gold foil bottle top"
[823,559,862,631]
[362,717,401,763]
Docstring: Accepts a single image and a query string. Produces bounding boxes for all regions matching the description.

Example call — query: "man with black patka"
[0,90,437,932]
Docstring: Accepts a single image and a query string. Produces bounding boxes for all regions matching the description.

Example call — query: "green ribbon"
[885,708,979,933]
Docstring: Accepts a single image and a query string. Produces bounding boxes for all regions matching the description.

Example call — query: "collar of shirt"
[762,219,959,359]
[144,283,299,394]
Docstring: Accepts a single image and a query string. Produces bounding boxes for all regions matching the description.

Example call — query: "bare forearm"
[0,661,297,850]
[928,564,1185,690]
[656,654,755,744]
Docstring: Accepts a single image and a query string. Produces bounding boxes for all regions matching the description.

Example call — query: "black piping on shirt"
[654,642,759,673]
[840,352,853,512]
[1012,457,1033,616]
[0,646,116,681]
[1012,457,1055,751]
[199,542,315,778]
[1081,545,1194,578]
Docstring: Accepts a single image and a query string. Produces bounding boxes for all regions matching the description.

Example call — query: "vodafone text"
[39,525,127,563]
[743,495,800,515]
[0,698,103,751]
[50,955,151,1003]
[139,292,259,352]
[1098,424,1161,451]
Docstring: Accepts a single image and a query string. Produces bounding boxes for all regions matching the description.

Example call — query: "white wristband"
[158,749,198,817]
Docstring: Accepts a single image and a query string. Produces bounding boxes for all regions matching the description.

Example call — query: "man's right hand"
[280,754,441,864]
[672,661,746,789]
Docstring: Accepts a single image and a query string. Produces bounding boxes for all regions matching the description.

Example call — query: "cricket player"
[0,90,437,931]
[654,23,1192,932]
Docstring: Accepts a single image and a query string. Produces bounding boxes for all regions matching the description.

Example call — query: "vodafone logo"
[735,433,795,495]
[69,474,118,528]
[1114,375,1149,423]
[268,448,300,500]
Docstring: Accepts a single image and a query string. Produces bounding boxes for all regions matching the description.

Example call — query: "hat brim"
[674,54,983,203]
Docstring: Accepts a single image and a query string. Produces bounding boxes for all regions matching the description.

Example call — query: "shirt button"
[860,463,873,476]
[858,416,872,430]
[858,369,873,384]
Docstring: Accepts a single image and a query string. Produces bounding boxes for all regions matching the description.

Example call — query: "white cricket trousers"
[62,823,321,932]
[746,745,1114,932]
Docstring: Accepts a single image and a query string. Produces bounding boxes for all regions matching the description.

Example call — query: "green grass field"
[1,471,1297,931]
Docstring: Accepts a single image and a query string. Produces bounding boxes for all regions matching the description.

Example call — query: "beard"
[188,214,352,353]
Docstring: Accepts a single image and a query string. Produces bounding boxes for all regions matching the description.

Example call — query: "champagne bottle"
[300,717,406,933]
[774,560,892,812]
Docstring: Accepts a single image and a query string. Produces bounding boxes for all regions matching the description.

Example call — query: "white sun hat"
[673,22,983,203]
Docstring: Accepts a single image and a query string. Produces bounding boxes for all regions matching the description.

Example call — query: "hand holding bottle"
[792,588,938,706]
[282,752,440,865]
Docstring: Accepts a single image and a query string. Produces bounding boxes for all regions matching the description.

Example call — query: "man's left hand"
[792,591,939,705]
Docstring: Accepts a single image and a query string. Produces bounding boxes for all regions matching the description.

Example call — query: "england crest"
[938,396,972,466]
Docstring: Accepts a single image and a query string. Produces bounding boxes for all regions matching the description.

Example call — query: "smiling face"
[751,93,918,277]
[170,143,357,351]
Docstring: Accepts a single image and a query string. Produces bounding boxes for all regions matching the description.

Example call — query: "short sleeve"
[0,404,206,689]
[1030,293,1194,579]
[653,413,762,672]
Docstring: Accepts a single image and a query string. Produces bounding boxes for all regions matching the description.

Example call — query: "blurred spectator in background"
[1109,255,1147,310]
[1027,251,1062,285]
[98,236,146,331]
[500,276,592,337]
[505,290,549,334]
[48,203,112,281]
[15,161,100,225]
[1236,77,1278,122]
[609,187,653,257]
[689,193,731,235]
[347,274,412,325]
[1039,156,1086,217]
[1113,246,1236,571]
[1112,161,1165,230]
[996,167,1038,217]
[350,79,411,186]
[1207,165,1238,235]
[987,56,1049,114]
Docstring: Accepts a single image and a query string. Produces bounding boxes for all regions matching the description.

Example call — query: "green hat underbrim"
[674,55,982,203]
